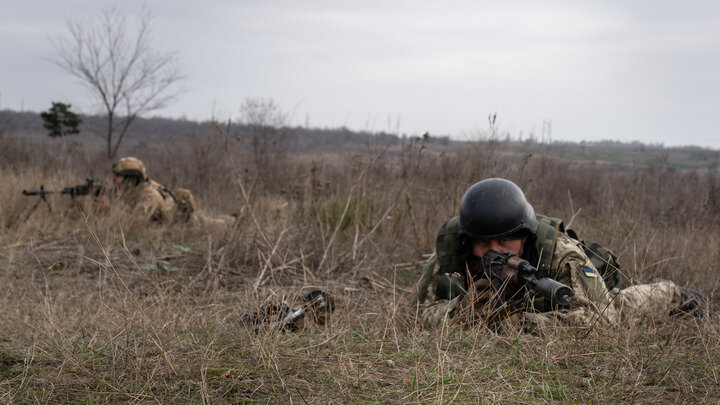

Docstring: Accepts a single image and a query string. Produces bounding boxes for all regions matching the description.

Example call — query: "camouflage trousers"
[190,211,236,228]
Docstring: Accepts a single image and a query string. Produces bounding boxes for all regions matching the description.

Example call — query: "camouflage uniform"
[413,220,685,330]
[109,178,172,222]
[110,157,173,222]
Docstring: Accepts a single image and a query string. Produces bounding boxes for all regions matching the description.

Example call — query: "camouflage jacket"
[112,179,173,222]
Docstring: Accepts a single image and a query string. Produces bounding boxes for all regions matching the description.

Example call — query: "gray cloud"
[1,0,718,147]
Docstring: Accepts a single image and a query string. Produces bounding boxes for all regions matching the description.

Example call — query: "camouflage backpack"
[432,214,624,302]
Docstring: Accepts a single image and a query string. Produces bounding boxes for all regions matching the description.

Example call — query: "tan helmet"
[112,157,148,182]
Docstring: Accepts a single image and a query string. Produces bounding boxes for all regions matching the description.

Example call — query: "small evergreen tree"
[40,102,82,138]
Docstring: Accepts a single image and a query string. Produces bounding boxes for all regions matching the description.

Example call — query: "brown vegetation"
[0,128,719,402]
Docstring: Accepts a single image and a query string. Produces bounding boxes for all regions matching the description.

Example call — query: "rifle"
[270,290,335,330]
[22,177,104,212]
[245,290,335,331]
[477,250,573,310]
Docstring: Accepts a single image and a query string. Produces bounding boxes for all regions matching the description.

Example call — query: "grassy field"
[1,132,719,403]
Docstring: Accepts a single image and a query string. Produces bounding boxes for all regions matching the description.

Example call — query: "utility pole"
[542,120,552,144]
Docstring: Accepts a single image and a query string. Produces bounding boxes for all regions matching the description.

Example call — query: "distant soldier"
[98,157,173,222]
[96,156,234,227]
[412,178,709,332]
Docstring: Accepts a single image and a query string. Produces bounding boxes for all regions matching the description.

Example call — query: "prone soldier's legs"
[613,280,686,323]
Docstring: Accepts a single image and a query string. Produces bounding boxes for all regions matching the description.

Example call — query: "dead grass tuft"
[0,134,718,402]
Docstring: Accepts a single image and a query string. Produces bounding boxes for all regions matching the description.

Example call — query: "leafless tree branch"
[51,6,185,159]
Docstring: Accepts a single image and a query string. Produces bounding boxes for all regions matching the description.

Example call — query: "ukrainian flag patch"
[583,268,598,278]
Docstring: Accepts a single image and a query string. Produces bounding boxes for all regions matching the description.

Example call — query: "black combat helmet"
[459,178,538,240]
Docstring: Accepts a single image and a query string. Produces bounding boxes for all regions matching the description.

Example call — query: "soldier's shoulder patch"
[583,268,598,278]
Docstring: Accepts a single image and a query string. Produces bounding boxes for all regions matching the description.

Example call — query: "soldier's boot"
[650,278,710,317]
[672,286,710,317]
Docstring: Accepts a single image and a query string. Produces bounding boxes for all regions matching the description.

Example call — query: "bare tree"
[52,6,184,159]
[239,97,288,169]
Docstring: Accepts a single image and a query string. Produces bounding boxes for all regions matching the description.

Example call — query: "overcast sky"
[2,0,719,148]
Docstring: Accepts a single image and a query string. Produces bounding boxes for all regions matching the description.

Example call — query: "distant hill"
[1,109,717,171]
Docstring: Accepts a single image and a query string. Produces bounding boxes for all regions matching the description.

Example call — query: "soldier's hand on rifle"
[454,275,493,321]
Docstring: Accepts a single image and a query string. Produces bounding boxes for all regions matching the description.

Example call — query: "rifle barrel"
[527,274,573,309]
[22,189,59,196]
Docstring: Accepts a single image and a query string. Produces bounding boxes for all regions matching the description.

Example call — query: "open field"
[1,129,719,402]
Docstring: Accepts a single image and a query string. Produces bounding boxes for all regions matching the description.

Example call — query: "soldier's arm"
[522,256,619,331]
[524,233,619,330]
[415,296,463,327]
[134,186,164,222]
[416,279,500,327]
[412,254,499,327]
[411,254,462,326]
[412,253,438,306]
[551,233,613,308]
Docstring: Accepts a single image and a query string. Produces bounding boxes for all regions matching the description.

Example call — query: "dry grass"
[0,133,719,402]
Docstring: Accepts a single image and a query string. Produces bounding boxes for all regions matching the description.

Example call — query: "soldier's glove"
[457,252,518,328]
